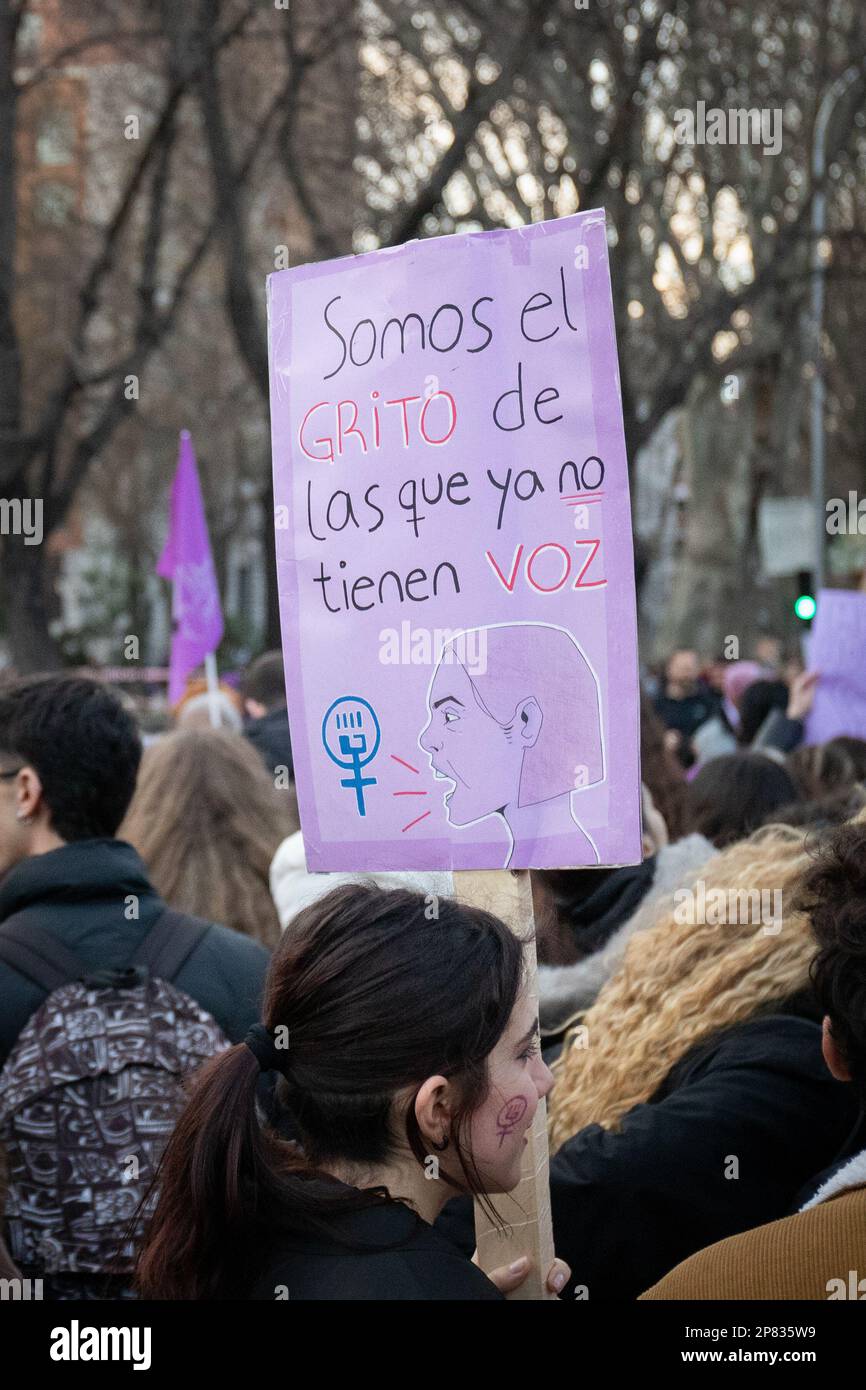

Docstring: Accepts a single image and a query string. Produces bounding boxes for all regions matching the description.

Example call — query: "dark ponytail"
[136,884,524,1298]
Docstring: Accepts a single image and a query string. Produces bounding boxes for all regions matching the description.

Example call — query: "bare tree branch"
[17,29,164,91]
[49,70,284,528]
[385,0,558,245]
[0,0,257,487]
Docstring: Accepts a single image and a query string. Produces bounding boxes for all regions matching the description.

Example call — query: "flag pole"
[204,651,221,729]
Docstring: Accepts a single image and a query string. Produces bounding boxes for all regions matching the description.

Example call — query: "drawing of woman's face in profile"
[418,623,605,836]
[419,658,530,826]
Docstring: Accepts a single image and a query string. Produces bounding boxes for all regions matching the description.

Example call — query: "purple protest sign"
[156,431,224,705]
[805,588,866,743]
[267,210,641,872]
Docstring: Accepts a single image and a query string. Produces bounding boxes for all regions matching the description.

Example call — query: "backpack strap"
[0,920,86,992]
[0,908,212,994]
[128,908,213,983]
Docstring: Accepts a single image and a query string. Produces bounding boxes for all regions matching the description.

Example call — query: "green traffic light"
[794,594,817,621]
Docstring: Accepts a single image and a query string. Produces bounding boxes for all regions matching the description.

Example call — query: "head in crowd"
[761,784,866,834]
[663,649,700,698]
[722,660,767,712]
[136,885,548,1299]
[684,751,800,849]
[121,730,297,948]
[701,655,728,695]
[826,736,866,783]
[0,675,141,873]
[788,738,866,801]
[639,691,686,839]
[242,650,287,720]
[797,821,866,1106]
[753,635,783,672]
[736,679,789,746]
[547,817,842,1148]
[174,680,243,732]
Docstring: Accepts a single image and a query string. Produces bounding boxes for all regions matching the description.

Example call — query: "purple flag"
[157,431,224,704]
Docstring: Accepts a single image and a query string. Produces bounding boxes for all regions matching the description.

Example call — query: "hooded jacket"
[0,839,270,1066]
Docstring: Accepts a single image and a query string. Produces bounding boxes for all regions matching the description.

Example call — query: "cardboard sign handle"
[455,868,557,1301]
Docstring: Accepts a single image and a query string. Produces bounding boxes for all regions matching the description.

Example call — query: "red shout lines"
[390,754,431,832]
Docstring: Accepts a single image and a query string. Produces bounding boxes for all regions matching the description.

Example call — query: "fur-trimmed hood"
[800,1147,866,1210]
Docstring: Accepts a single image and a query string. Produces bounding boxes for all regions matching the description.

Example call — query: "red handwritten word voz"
[299,390,457,462]
[486,539,606,593]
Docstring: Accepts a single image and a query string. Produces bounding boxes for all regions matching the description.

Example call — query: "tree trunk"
[653,376,758,660]
[0,0,22,469]
[3,535,64,673]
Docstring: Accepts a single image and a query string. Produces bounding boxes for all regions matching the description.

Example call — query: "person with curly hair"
[643,816,866,1299]
[541,815,865,1299]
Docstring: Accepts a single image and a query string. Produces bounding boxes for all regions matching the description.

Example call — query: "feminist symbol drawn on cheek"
[495,1095,528,1147]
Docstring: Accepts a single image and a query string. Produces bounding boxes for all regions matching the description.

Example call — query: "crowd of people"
[0,642,865,1301]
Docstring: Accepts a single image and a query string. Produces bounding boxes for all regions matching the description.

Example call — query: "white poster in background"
[758,497,816,578]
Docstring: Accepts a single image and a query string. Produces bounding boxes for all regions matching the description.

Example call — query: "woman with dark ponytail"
[136,883,566,1300]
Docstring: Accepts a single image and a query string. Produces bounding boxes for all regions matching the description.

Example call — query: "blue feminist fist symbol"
[322,697,381,817]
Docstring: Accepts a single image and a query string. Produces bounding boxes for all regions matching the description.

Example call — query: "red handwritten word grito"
[299,391,457,462]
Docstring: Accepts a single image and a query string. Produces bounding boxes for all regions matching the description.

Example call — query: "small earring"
[15,810,33,825]
[431,1134,450,1152]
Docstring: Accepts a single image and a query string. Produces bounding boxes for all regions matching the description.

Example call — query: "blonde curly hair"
[547,809,866,1150]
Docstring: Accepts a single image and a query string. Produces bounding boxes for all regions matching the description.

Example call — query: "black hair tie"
[244,1022,284,1074]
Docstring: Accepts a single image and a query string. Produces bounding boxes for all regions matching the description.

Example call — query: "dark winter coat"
[436,1008,862,1300]
[0,839,270,1065]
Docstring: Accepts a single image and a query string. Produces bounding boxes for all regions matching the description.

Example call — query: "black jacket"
[437,1011,861,1300]
[244,707,294,781]
[653,687,719,739]
[753,708,804,755]
[249,1193,503,1301]
[0,839,270,1065]
[541,857,657,959]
